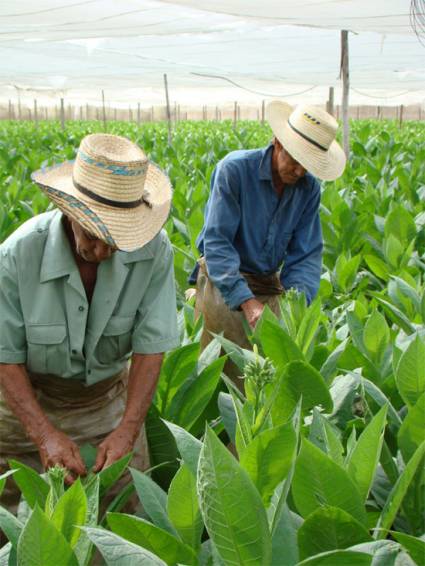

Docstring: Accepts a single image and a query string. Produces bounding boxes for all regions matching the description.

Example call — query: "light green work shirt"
[0,210,180,385]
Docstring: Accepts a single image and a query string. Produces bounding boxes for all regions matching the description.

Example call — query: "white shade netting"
[0,0,423,107]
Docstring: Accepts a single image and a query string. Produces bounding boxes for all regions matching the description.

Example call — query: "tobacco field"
[0,118,424,565]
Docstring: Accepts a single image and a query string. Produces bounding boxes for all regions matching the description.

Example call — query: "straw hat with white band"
[266,101,346,181]
[31,133,172,252]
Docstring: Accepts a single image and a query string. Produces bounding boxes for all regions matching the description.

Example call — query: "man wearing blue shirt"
[191,101,346,376]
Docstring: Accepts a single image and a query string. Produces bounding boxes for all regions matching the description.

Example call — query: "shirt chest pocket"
[26,324,67,376]
[97,315,134,364]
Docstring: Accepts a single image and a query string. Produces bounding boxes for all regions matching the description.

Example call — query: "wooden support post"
[340,30,350,158]
[60,98,65,130]
[101,90,107,130]
[237,105,241,121]
[399,104,404,127]
[34,99,38,128]
[233,101,237,128]
[261,99,265,124]
[137,102,141,125]
[163,73,172,145]
[327,87,335,116]
[215,106,219,121]
[8,100,12,120]
[377,106,381,120]
[45,107,48,121]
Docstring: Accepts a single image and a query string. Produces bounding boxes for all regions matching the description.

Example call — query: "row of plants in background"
[0,119,423,564]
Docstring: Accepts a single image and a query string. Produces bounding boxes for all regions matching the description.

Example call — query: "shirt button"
[71,349,77,355]
[78,306,85,312]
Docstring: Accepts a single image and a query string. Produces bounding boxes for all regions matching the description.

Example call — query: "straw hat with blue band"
[31,133,172,252]
[266,101,346,181]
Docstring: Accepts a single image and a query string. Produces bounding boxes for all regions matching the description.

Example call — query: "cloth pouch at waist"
[198,257,283,296]
[28,369,127,409]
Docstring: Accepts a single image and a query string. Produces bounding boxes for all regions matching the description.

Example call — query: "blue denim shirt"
[189,144,323,310]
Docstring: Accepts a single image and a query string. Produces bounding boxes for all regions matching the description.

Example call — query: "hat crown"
[289,105,338,150]
[73,134,149,204]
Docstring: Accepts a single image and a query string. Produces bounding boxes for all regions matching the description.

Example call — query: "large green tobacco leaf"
[163,420,203,477]
[240,423,297,505]
[260,320,304,369]
[17,505,78,566]
[197,426,272,565]
[0,505,23,547]
[82,527,167,565]
[217,392,237,443]
[0,469,16,498]
[96,452,132,495]
[384,206,417,244]
[391,531,425,565]
[7,460,49,509]
[107,513,197,565]
[172,356,225,431]
[292,439,367,525]
[157,343,200,413]
[296,298,322,356]
[51,479,87,548]
[397,393,425,463]
[145,407,179,489]
[167,463,203,550]
[296,550,372,565]
[362,311,390,364]
[297,506,372,560]
[271,361,333,425]
[130,468,178,536]
[309,409,344,466]
[395,334,425,407]
[374,440,425,539]
[334,254,361,292]
[270,505,302,566]
[348,540,403,565]
[74,475,99,566]
[346,405,388,502]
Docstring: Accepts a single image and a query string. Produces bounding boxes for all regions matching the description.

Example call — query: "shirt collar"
[258,144,274,181]
[40,211,77,282]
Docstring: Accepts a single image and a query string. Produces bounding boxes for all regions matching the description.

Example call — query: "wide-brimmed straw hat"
[31,134,172,252]
[266,101,346,181]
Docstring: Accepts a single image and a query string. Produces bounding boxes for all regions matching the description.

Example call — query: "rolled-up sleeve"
[280,181,323,304]
[132,236,180,354]
[203,162,254,310]
[0,254,27,364]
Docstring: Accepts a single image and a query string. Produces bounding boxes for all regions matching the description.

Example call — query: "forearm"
[119,353,164,435]
[0,364,56,445]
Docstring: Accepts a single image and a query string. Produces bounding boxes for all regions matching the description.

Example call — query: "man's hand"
[93,423,137,472]
[38,428,87,484]
[241,298,265,328]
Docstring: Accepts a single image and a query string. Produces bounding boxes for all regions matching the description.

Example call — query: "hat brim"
[266,101,346,181]
[31,160,172,252]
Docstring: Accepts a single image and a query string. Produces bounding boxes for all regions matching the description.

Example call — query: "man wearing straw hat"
[0,133,179,507]
[190,101,346,386]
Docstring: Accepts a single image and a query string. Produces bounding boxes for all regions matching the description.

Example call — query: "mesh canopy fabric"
[0,0,423,106]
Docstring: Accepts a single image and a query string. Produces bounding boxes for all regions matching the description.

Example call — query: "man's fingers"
[64,472,76,486]
[102,451,117,470]
[71,447,87,476]
[93,445,106,472]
